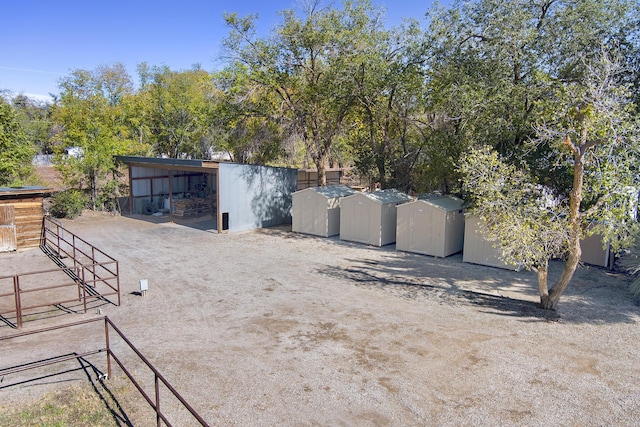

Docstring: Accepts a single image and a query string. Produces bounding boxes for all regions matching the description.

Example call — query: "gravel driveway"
[1,212,639,426]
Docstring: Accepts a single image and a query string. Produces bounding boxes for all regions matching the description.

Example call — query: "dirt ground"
[1,211,640,426]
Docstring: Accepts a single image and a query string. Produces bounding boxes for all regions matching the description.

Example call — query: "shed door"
[0,205,17,252]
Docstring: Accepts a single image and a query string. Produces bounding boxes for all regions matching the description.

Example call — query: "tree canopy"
[2,0,640,308]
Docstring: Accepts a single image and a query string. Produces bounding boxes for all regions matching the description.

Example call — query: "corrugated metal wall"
[218,163,297,232]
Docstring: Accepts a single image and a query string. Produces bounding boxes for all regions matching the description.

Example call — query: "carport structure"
[117,156,297,233]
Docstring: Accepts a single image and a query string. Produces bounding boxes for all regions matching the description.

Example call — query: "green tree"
[223,0,385,184]
[11,94,53,155]
[425,0,639,192]
[350,18,430,191]
[140,65,217,159]
[211,64,291,165]
[51,64,147,211]
[460,49,639,309]
[0,98,36,186]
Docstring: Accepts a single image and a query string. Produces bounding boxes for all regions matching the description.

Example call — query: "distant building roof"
[0,186,53,197]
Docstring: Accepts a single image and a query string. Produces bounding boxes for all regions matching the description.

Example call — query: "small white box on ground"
[139,279,149,296]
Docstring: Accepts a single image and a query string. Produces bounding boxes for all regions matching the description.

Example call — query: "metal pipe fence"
[0,316,210,427]
[0,217,121,328]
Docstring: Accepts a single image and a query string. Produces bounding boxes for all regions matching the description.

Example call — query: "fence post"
[116,261,121,306]
[13,275,22,328]
[104,317,111,379]
[81,267,87,314]
[155,374,161,427]
[72,235,77,268]
[56,222,61,258]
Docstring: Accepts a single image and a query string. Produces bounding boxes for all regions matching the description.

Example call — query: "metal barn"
[340,189,413,247]
[117,157,297,232]
[396,195,465,257]
[292,185,357,237]
[462,215,518,270]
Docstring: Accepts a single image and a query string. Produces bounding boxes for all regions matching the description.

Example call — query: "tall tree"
[425,0,640,193]
[0,98,36,186]
[350,18,430,191]
[51,64,146,210]
[460,47,639,309]
[223,0,385,184]
[140,65,217,159]
[212,64,288,164]
[11,94,53,155]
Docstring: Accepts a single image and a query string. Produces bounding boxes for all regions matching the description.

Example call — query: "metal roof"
[116,156,220,169]
[0,186,53,197]
[420,195,464,211]
[351,189,413,205]
[299,185,358,199]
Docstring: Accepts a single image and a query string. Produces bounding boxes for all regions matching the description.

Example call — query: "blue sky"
[1,1,449,102]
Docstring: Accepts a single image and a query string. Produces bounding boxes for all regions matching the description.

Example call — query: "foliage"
[49,189,87,218]
[11,94,53,155]
[349,18,430,191]
[460,146,568,270]
[138,65,218,159]
[223,0,387,184]
[51,63,149,210]
[459,46,640,309]
[0,98,36,186]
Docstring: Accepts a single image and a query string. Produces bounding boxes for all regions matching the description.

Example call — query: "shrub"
[49,189,87,219]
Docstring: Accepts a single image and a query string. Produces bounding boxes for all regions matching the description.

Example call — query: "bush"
[49,189,87,219]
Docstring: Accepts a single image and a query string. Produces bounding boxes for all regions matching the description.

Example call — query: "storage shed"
[396,195,465,257]
[0,187,52,251]
[581,232,614,268]
[340,189,413,247]
[117,156,297,232]
[292,185,357,237]
[462,215,518,270]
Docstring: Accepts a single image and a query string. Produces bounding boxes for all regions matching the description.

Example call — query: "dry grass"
[0,376,142,427]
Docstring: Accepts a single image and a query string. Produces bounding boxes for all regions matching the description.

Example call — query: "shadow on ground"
[316,245,639,325]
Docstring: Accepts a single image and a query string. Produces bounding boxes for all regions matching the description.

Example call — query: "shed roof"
[421,195,464,211]
[355,189,413,205]
[0,186,53,198]
[301,185,358,199]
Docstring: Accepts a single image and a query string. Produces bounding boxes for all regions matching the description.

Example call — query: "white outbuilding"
[396,195,465,257]
[340,189,413,247]
[462,215,518,270]
[291,185,358,237]
[581,231,614,268]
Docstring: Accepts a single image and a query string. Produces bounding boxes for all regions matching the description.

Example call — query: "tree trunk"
[537,264,549,303]
[314,143,328,187]
[539,134,586,309]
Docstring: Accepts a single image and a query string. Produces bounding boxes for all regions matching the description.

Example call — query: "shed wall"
[396,201,464,257]
[292,190,331,236]
[462,216,516,270]
[340,196,382,246]
[219,163,297,232]
[581,233,613,268]
[0,196,44,250]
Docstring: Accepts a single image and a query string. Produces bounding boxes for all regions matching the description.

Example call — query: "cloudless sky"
[0,0,449,102]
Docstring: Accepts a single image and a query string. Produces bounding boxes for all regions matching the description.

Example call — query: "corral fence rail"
[0,316,210,427]
[0,217,121,328]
